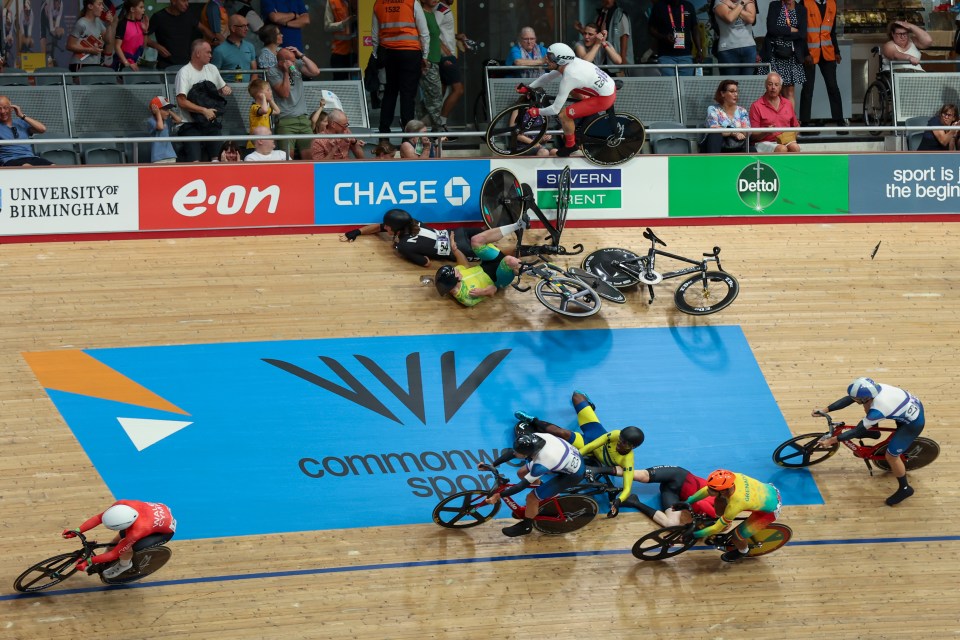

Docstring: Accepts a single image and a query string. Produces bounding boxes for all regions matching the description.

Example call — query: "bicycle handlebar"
[477,463,511,492]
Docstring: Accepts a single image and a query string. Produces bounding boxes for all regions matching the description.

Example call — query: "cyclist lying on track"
[62,500,176,578]
[341,209,522,268]
[434,219,527,306]
[682,469,781,563]
[518,42,616,158]
[630,466,719,527]
[813,376,926,506]
[515,390,644,517]
[479,432,585,537]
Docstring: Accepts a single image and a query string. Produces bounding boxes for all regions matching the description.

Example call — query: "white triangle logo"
[117,417,193,451]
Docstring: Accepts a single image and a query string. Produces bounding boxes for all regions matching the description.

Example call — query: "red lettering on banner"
[138,164,315,230]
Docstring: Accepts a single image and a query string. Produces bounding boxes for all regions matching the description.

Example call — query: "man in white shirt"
[244,125,289,161]
[175,38,233,161]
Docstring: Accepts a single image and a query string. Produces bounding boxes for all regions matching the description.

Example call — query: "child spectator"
[145,95,181,163]
[216,139,242,161]
[247,76,279,151]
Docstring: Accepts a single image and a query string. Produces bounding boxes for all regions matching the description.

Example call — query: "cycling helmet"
[513,433,546,457]
[705,469,736,492]
[102,504,139,531]
[435,265,459,297]
[848,377,881,402]
[382,208,412,234]
[546,42,576,66]
[618,426,644,448]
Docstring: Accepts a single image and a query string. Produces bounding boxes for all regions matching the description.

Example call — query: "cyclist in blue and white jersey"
[479,432,585,537]
[814,377,926,506]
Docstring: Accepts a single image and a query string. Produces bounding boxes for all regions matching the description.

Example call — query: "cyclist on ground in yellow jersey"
[683,469,782,563]
[434,216,526,306]
[515,390,644,517]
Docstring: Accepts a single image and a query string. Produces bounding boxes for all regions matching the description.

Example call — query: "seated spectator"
[212,14,257,74]
[0,96,53,166]
[148,0,203,69]
[145,95,181,163]
[701,78,750,153]
[67,0,109,71]
[574,23,622,66]
[917,104,958,151]
[372,141,397,159]
[246,77,279,151]
[882,20,932,73]
[244,125,288,161]
[507,27,548,78]
[310,108,363,161]
[399,119,439,159]
[748,72,800,153]
[311,109,328,136]
[216,140,242,162]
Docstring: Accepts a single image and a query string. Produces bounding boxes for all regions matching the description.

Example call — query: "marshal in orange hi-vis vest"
[329,0,355,55]
[374,0,421,51]
[805,0,837,63]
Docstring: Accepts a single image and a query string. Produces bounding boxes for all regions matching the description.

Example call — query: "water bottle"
[234,65,243,83]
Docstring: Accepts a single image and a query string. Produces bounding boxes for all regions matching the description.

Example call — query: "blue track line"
[6,534,959,601]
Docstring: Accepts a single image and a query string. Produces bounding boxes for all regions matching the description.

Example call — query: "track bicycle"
[632,507,793,562]
[13,531,173,592]
[485,85,646,166]
[432,464,601,534]
[772,410,939,475]
[511,255,607,317]
[581,227,740,315]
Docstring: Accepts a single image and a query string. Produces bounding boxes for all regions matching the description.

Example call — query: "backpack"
[186,80,228,125]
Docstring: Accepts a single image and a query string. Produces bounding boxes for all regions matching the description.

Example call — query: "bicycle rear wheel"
[533,495,598,534]
[581,247,645,289]
[632,525,695,561]
[579,113,645,166]
[566,267,627,303]
[772,433,840,467]
[102,546,172,585]
[480,168,523,229]
[485,104,548,157]
[534,276,602,317]
[674,271,739,315]
[14,551,82,592]
[432,490,502,528]
[872,437,940,472]
[727,523,793,557]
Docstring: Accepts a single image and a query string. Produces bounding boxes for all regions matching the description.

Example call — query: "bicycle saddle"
[614,79,624,90]
[643,227,667,247]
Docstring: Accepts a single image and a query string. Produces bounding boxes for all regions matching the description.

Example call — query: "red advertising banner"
[138,164,315,230]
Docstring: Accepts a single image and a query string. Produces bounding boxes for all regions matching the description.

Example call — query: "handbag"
[773,43,794,59]
[776,132,797,145]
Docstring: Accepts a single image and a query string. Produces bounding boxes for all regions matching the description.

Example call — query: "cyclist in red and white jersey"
[62,500,176,579]
[517,42,617,157]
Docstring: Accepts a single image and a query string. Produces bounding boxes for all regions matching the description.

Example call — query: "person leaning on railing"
[881,20,932,73]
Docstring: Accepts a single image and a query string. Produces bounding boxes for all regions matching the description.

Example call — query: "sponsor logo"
[536,168,622,209]
[737,160,780,211]
[333,176,471,207]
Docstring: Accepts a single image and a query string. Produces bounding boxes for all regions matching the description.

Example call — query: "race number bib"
[903,397,921,422]
[435,230,451,256]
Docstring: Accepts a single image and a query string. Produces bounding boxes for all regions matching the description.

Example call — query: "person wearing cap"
[145,95,182,163]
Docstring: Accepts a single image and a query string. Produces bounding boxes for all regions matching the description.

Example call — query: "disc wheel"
[432,490,501,528]
[566,267,627,303]
[872,437,940,472]
[485,104,547,157]
[13,552,81,592]
[581,247,646,289]
[533,495,598,534]
[534,276,601,317]
[102,546,172,585]
[480,168,523,229]
[773,432,840,467]
[673,271,739,315]
[579,113,646,166]
[632,525,695,561]
[727,523,793,557]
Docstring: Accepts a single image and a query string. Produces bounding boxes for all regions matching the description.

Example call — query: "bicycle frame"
[626,228,725,304]
[819,412,899,475]
[484,466,580,524]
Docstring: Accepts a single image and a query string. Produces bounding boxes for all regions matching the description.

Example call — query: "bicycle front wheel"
[579,113,645,166]
[773,432,839,467]
[534,276,601,317]
[480,168,523,229]
[432,490,501,528]
[581,247,644,289]
[14,551,82,592]
[533,495,598,534]
[674,271,739,315]
[485,104,547,157]
[555,165,571,234]
[102,546,172,585]
[873,437,940,472]
[632,525,695,561]
[728,523,793,557]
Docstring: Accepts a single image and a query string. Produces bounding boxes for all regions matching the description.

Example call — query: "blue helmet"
[848,377,881,401]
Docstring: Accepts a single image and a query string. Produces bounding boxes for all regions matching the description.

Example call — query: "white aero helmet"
[847,377,881,402]
[102,504,139,531]
[546,42,576,66]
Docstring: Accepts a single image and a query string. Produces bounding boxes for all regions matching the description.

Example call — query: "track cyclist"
[478,432,585,537]
[62,500,177,579]
[516,42,617,158]
[682,469,782,563]
[813,377,926,506]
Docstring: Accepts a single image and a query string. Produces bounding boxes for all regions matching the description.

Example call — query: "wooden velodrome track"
[2,219,958,639]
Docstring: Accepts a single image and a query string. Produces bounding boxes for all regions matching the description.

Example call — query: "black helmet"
[619,426,644,448]
[382,208,412,234]
[435,265,459,297]
[513,433,545,457]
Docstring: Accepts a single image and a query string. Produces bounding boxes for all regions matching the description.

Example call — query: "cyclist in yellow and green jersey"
[684,469,782,563]
[434,217,526,306]
[514,390,644,517]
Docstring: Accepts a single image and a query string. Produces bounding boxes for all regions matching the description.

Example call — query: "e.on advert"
[138,164,315,230]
